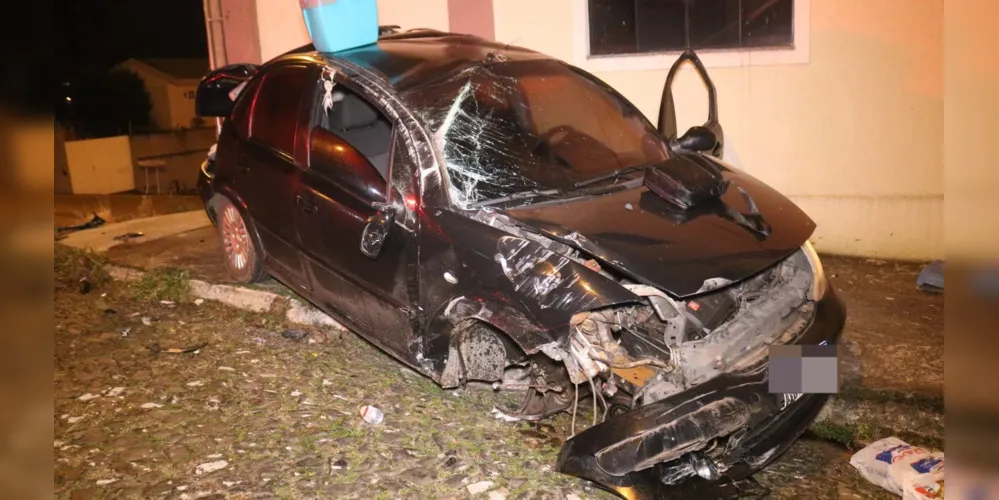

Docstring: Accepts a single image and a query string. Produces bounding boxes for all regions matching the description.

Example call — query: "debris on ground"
[360,405,384,424]
[194,460,229,475]
[56,213,106,235]
[139,402,163,409]
[916,260,944,294]
[329,458,348,472]
[113,232,145,241]
[79,278,91,295]
[850,437,945,499]
[467,480,495,495]
[194,298,205,306]
[147,342,209,355]
[281,329,310,342]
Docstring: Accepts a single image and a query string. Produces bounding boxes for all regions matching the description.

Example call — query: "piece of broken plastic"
[916,260,944,293]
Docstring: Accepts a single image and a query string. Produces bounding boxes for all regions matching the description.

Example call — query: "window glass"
[312,85,394,182]
[249,64,312,154]
[589,0,794,56]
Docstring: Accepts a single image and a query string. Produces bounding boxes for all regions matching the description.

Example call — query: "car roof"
[276,29,553,93]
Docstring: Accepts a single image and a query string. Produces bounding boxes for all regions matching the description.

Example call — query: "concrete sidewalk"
[95,226,946,449]
[59,210,211,253]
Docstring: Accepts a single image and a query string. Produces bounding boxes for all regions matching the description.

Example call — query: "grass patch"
[809,421,866,449]
[54,244,110,289]
[130,267,192,302]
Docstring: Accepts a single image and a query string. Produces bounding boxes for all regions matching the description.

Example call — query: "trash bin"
[300,0,379,53]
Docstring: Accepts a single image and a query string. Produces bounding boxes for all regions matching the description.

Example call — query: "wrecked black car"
[194,29,845,499]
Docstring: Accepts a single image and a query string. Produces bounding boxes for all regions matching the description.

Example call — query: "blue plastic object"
[300,0,379,53]
[916,260,944,293]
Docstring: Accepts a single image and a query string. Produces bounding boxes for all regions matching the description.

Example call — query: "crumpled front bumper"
[556,284,846,500]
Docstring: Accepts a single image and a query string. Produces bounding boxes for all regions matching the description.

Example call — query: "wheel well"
[438,319,529,389]
[206,193,225,225]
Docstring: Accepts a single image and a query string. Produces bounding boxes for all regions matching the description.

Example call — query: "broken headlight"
[801,240,827,301]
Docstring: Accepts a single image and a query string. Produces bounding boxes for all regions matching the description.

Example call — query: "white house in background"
[116,58,211,130]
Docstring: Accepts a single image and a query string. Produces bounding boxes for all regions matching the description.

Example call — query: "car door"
[233,63,315,289]
[292,78,416,359]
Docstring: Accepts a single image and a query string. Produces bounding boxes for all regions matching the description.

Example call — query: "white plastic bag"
[849,437,944,499]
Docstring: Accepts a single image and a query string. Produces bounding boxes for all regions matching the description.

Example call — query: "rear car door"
[235,63,316,288]
[293,78,416,358]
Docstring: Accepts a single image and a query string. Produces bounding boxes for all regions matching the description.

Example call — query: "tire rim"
[221,205,250,271]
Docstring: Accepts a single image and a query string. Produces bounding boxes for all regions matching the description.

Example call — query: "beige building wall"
[64,136,136,194]
[252,0,450,63]
[165,82,202,128]
[493,0,943,260]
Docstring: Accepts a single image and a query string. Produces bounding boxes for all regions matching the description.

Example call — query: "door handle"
[296,195,318,214]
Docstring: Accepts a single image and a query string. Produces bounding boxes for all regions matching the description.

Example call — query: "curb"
[106,264,347,331]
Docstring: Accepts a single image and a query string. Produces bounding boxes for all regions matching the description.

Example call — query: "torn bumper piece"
[556,286,846,500]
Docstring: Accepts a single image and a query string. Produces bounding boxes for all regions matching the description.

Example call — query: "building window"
[588,0,794,57]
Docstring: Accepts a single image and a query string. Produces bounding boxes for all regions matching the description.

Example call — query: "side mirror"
[658,50,725,159]
[676,126,719,153]
[360,205,395,259]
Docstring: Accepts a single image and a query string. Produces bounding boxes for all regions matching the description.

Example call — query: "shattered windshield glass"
[407,59,670,208]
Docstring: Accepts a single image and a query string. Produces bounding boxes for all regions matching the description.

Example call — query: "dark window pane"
[250,65,311,154]
[636,0,687,53]
[589,0,637,56]
[587,0,795,56]
[742,0,794,47]
[689,0,741,49]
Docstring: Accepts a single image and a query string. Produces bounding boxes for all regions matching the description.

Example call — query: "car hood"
[502,160,816,298]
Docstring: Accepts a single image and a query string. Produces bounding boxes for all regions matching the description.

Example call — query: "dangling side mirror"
[658,50,725,158]
[360,205,395,259]
[676,126,719,153]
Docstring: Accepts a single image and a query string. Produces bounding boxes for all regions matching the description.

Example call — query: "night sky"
[55,0,209,77]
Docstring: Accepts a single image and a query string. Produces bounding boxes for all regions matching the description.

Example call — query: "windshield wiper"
[573,162,660,189]
[467,188,561,209]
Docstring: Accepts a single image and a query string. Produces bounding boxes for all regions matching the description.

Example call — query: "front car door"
[292,74,418,359]
[232,63,316,288]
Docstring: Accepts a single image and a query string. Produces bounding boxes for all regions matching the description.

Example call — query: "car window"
[311,85,394,183]
[229,78,261,139]
[248,64,312,155]
[407,59,669,208]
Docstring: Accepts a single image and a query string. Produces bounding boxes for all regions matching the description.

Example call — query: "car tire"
[214,197,267,284]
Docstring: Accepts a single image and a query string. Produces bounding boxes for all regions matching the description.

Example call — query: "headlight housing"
[801,240,827,301]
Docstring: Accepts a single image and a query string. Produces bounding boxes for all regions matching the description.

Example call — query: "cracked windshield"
[411,59,670,208]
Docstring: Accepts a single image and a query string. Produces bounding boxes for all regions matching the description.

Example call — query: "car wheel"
[215,197,266,283]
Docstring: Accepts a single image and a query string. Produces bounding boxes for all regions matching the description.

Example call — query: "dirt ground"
[54,253,901,500]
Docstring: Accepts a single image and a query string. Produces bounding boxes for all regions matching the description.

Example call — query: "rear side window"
[248,64,313,155]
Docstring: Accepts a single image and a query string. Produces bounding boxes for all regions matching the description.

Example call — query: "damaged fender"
[425,210,639,386]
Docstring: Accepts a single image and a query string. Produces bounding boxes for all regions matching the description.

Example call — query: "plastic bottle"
[359,405,384,425]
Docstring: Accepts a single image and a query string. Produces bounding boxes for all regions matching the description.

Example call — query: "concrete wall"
[64,136,136,194]
[220,0,451,65]
[493,0,943,260]
[165,82,203,129]
[130,128,217,194]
